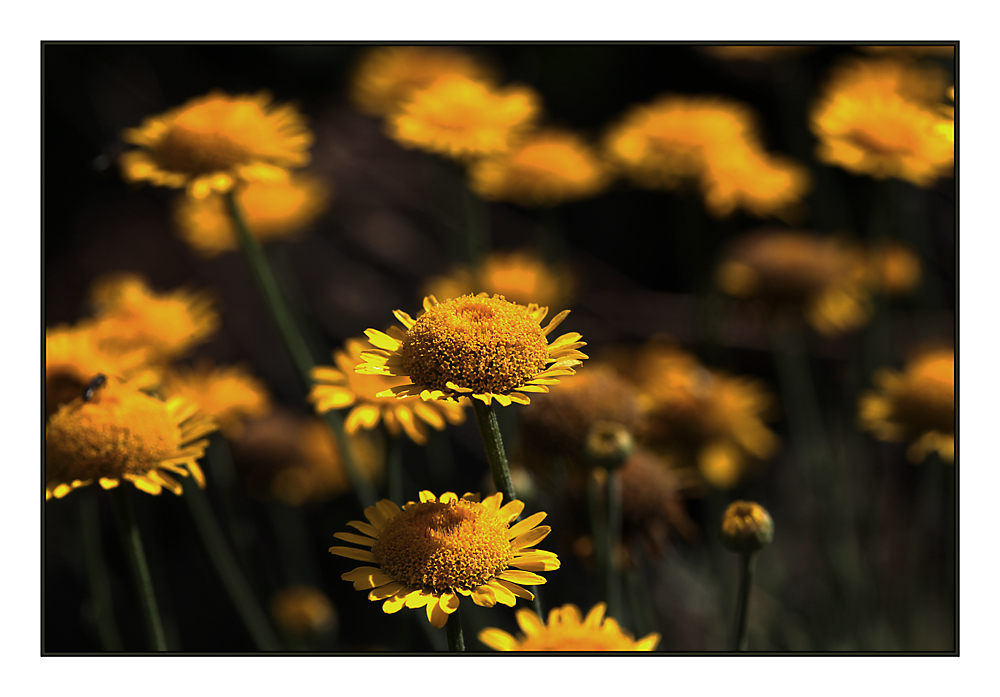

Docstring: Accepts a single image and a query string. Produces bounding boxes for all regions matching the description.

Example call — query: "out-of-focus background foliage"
[43,43,955,653]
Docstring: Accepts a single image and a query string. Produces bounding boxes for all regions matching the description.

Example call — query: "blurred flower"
[311,337,465,445]
[388,75,539,160]
[357,294,587,407]
[865,239,922,296]
[811,58,954,186]
[468,129,610,206]
[45,323,154,418]
[120,91,313,199]
[861,45,955,58]
[605,94,807,219]
[229,409,384,505]
[45,376,216,499]
[617,448,700,556]
[161,360,271,439]
[173,172,331,258]
[423,249,575,309]
[270,586,337,637]
[478,602,659,651]
[349,46,495,117]
[330,491,560,628]
[89,272,219,366]
[720,500,774,555]
[715,229,872,335]
[703,45,811,61]
[858,347,954,463]
[618,339,778,489]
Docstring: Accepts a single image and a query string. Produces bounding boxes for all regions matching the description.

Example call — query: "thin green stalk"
[110,487,167,652]
[471,399,516,503]
[445,607,466,652]
[586,470,608,596]
[731,552,756,651]
[605,469,623,621]
[183,478,282,651]
[224,190,377,509]
[80,488,122,651]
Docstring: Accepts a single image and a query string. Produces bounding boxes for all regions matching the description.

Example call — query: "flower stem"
[224,190,377,509]
[110,487,167,651]
[471,399,516,503]
[445,607,466,652]
[731,552,756,651]
[80,488,122,651]
[183,476,282,651]
[605,468,623,621]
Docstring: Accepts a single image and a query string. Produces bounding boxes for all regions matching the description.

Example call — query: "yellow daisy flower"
[89,272,219,365]
[701,143,810,221]
[310,337,465,445]
[270,586,337,637]
[478,602,659,651]
[330,490,560,628]
[120,91,313,199]
[715,229,872,335]
[45,376,217,500]
[349,46,495,117]
[357,293,588,407]
[811,59,954,186]
[468,129,610,206]
[173,172,331,258]
[388,75,540,160]
[865,239,922,296]
[423,249,574,310]
[859,348,954,463]
[161,360,271,439]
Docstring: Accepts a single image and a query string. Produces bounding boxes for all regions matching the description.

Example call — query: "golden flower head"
[173,172,331,258]
[88,272,219,365]
[270,586,337,637]
[811,58,954,186]
[311,337,466,445]
[161,360,271,439]
[865,239,922,296]
[423,249,575,310]
[622,340,778,490]
[478,602,659,651]
[720,500,774,555]
[715,229,872,335]
[120,91,313,199]
[859,347,954,463]
[357,294,588,407]
[331,490,560,628]
[701,143,810,222]
[468,129,610,206]
[388,75,540,160]
[349,46,496,117]
[230,409,384,506]
[45,375,217,500]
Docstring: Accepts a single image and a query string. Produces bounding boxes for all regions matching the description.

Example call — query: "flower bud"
[719,500,774,555]
[585,421,634,470]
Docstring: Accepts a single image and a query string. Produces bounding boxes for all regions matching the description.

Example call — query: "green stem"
[224,190,377,509]
[110,487,167,651]
[731,552,756,651]
[605,469,623,621]
[183,477,282,651]
[80,488,122,651]
[445,607,465,652]
[471,399,516,503]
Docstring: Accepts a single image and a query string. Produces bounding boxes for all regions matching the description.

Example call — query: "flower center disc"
[400,295,549,395]
[372,500,514,594]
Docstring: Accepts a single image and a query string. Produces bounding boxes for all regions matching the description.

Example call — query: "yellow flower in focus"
[350,46,495,117]
[120,91,312,199]
[311,337,465,445]
[865,239,922,296]
[478,602,659,651]
[357,294,588,407]
[173,173,331,258]
[701,143,810,221]
[45,376,217,499]
[624,340,779,489]
[270,586,337,637]
[468,129,610,206]
[388,75,540,160]
[423,249,574,309]
[161,360,271,439]
[811,59,954,186]
[715,229,872,335]
[859,348,954,463]
[330,491,560,628]
[89,273,219,365]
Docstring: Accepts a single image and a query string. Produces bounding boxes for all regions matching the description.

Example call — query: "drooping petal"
[328,546,377,563]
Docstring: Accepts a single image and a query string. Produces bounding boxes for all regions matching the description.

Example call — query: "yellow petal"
[427,601,449,628]
[495,578,534,601]
[497,569,546,586]
[346,520,378,537]
[369,581,408,601]
[508,511,547,539]
[515,607,545,636]
[364,328,402,351]
[333,531,375,547]
[328,546,377,563]
[584,602,607,628]
[512,525,551,550]
[498,498,524,523]
[478,628,518,651]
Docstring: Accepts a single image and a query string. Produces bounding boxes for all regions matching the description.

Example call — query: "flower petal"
[478,628,519,651]
[369,581,408,601]
[333,531,375,547]
[512,525,552,550]
[507,511,547,539]
[329,546,377,563]
[497,569,547,586]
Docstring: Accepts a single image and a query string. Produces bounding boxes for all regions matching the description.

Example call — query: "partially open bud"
[719,500,774,555]
[585,421,634,470]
